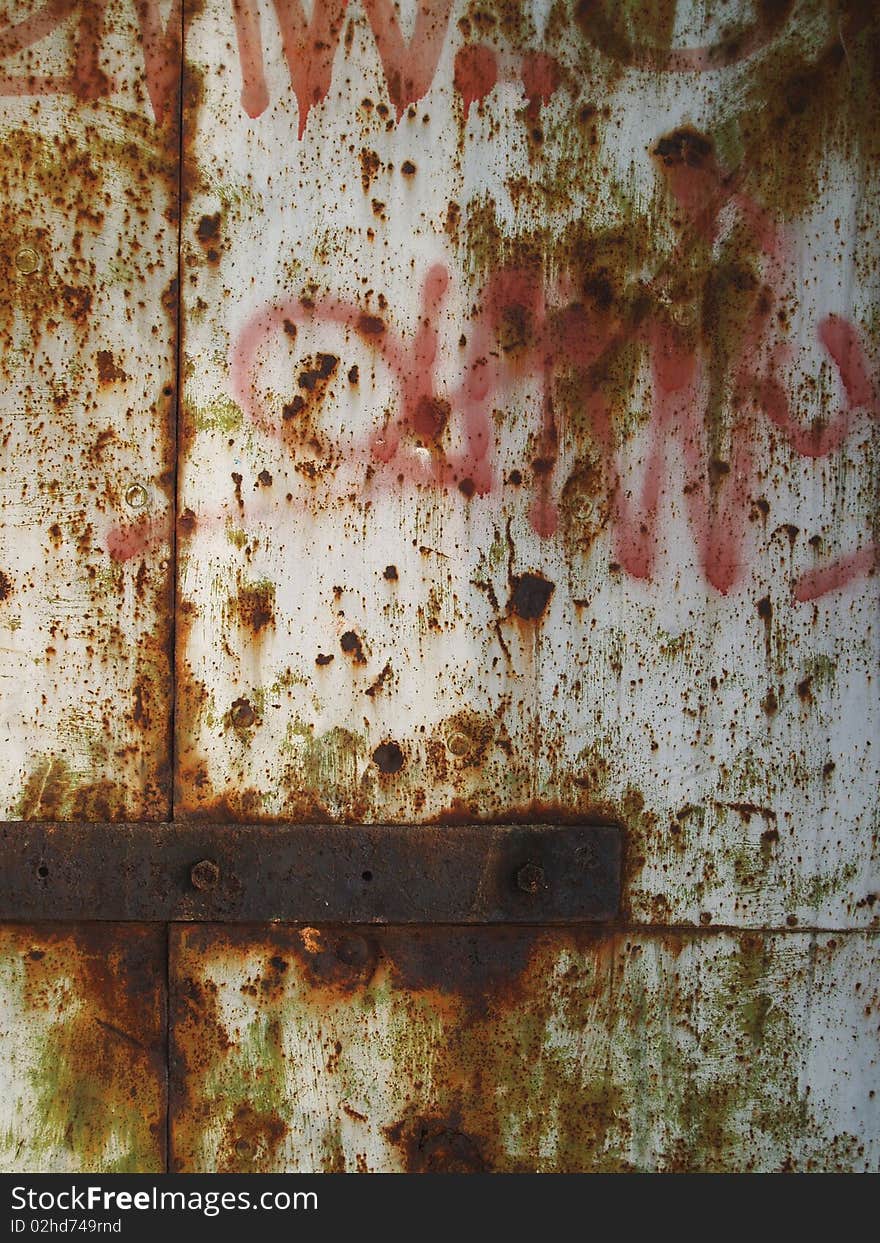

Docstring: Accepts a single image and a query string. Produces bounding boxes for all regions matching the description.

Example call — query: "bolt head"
[516,862,546,895]
[15,246,40,275]
[230,698,255,728]
[190,859,220,891]
[445,731,472,757]
[124,482,149,509]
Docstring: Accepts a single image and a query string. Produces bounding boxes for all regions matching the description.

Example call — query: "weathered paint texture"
[0,924,167,1173]
[0,0,179,819]
[174,0,879,929]
[0,0,878,1177]
[170,924,880,1172]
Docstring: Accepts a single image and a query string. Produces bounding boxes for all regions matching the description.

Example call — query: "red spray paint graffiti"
[0,0,180,121]
[5,0,844,129]
[226,132,878,601]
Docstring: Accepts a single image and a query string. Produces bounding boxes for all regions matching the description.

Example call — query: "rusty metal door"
[1,0,878,1174]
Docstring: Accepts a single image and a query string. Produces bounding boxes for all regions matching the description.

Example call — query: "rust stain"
[11,924,166,1172]
[372,740,405,773]
[235,581,276,633]
[508,572,555,620]
[168,924,877,1172]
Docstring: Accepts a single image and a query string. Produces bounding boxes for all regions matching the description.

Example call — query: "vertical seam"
[165,0,187,1176]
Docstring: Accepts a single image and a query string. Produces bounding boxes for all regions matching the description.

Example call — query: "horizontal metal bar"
[0,822,621,924]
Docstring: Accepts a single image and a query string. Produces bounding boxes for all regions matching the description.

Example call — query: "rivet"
[230,698,255,728]
[190,859,220,891]
[124,482,149,510]
[515,862,546,895]
[15,246,40,275]
[445,731,471,757]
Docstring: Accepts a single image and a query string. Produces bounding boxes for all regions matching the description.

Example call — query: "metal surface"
[0,0,877,1178]
[0,0,179,820]
[0,923,167,1173]
[0,821,621,922]
[170,923,880,1172]
[175,0,879,930]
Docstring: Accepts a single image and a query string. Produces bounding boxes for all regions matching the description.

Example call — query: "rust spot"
[760,827,780,865]
[359,149,381,193]
[797,676,813,703]
[95,349,126,383]
[196,211,221,261]
[385,1115,486,1173]
[161,277,178,318]
[509,573,555,620]
[653,128,714,168]
[372,741,404,773]
[299,353,338,389]
[0,570,12,601]
[61,284,92,322]
[340,630,366,663]
[287,928,379,996]
[220,1103,289,1172]
[365,661,393,698]
[761,688,780,716]
[413,395,450,441]
[383,565,398,581]
[236,582,275,633]
[257,469,272,487]
[357,314,386,337]
[719,802,777,824]
[315,653,334,666]
[401,160,416,176]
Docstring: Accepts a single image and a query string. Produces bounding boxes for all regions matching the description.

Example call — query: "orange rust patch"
[95,350,127,384]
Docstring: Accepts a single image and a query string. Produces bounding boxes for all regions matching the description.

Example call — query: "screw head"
[15,246,40,275]
[190,859,220,891]
[515,862,546,895]
[124,482,149,509]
